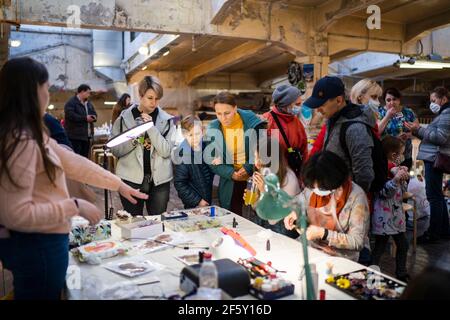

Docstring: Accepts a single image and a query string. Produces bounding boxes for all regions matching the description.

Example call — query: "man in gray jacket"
[304,76,375,193]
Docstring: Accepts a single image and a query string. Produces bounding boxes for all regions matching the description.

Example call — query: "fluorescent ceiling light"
[142,66,148,70]
[104,101,116,105]
[399,63,442,69]
[10,39,21,47]
[47,104,55,110]
[106,122,154,148]
[138,46,149,55]
[398,60,450,69]
[163,49,170,57]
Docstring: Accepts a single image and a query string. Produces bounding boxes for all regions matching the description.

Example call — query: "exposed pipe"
[9,42,91,58]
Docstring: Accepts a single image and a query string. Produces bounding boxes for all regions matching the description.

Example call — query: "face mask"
[368,99,380,113]
[430,102,441,114]
[312,188,334,197]
[291,105,302,115]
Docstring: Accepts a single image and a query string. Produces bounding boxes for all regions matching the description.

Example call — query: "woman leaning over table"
[284,151,370,261]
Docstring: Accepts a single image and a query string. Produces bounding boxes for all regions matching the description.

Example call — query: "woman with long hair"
[0,58,147,300]
[112,93,131,124]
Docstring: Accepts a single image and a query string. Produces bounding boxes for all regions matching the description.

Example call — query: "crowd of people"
[0,56,449,300]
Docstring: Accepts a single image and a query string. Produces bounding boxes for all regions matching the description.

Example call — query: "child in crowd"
[174,115,214,209]
[371,136,410,282]
[242,136,301,238]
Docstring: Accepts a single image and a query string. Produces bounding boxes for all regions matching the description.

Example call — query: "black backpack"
[339,120,388,193]
[270,111,303,177]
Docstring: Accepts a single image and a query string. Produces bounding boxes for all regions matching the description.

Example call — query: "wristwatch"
[321,228,329,241]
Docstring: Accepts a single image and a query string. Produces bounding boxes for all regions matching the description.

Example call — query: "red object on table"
[221,227,257,256]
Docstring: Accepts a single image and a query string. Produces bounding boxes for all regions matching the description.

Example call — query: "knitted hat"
[272,85,301,109]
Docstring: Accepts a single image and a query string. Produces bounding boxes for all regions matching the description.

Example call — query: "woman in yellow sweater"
[206,92,265,215]
[0,58,147,300]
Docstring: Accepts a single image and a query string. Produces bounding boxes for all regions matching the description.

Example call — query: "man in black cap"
[303,76,376,193]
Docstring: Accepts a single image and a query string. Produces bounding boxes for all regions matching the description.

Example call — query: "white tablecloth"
[66,211,399,300]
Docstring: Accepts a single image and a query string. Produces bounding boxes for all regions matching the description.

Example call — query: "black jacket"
[174,140,214,209]
[64,95,97,141]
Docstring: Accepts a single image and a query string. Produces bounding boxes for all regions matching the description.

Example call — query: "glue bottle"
[310,263,319,300]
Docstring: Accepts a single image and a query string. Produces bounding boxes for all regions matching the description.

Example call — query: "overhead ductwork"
[92,30,127,96]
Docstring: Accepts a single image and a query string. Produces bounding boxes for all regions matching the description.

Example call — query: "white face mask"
[367,99,380,112]
[312,188,334,197]
[430,102,441,114]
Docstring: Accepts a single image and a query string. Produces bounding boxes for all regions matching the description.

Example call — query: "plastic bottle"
[199,252,218,289]
[244,177,258,206]
[310,263,319,300]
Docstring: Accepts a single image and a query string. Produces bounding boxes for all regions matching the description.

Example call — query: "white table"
[66,210,399,300]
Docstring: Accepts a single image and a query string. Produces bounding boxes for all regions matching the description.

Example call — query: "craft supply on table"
[126,232,192,255]
[242,256,295,300]
[174,252,202,265]
[164,216,222,232]
[319,289,326,300]
[119,218,163,239]
[115,210,146,225]
[69,217,111,247]
[325,268,406,300]
[71,240,126,264]
[249,276,295,300]
[166,206,230,219]
[161,211,188,221]
[221,227,256,256]
[237,257,286,279]
[103,257,164,278]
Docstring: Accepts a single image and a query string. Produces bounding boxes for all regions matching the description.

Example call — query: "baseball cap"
[303,76,345,109]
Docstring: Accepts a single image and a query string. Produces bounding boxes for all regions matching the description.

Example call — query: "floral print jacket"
[300,182,370,261]
[372,175,407,235]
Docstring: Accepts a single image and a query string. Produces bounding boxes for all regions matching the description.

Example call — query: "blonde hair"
[138,76,163,99]
[350,79,382,104]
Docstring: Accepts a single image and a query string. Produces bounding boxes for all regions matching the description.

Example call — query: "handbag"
[433,152,450,173]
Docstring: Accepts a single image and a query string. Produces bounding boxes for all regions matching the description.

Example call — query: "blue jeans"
[0,232,69,300]
[424,161,450,239]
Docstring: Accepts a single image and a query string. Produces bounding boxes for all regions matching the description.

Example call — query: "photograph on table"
[103,257,165,278]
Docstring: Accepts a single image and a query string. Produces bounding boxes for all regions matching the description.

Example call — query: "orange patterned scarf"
[309,178,352,217]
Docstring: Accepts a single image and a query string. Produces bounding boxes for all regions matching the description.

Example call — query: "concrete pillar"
[0,23,10,69]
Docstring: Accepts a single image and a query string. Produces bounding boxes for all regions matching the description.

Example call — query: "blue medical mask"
[291,105,302,115]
